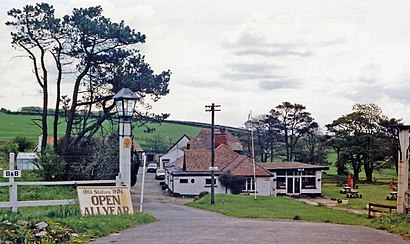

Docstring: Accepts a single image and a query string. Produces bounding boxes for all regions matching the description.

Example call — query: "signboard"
[77,186,133,215]
[3,170,21,178]
[123,138,132,148]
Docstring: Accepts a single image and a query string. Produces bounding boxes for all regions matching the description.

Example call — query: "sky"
[0,0,409,128]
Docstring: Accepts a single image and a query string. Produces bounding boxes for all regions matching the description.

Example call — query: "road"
[91,170,408,244]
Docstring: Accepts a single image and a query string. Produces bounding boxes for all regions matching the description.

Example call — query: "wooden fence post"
[9,153,18,213]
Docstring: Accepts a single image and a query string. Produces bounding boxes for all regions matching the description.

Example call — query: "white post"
[117,122,132,188]
[9,153,17,213]
[140,153,147,212]
[397,128,409,214]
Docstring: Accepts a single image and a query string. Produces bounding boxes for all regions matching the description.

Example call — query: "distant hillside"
[0,112,245,147]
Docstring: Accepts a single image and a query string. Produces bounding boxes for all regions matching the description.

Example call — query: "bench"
[368,202,396,218]
[386,191,397,200]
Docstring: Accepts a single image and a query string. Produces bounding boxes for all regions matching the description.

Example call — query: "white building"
[159,135,191,169]
[16,152,37,170]
[165,128,273,196]
[262,162,329,196]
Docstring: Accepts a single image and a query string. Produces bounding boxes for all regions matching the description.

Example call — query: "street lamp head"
[113,88,139,119]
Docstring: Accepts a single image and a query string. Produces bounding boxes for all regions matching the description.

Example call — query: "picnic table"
[386,191,397,200]
[339,186,362,198]
[345,188,362,198]
[339,186,351,194]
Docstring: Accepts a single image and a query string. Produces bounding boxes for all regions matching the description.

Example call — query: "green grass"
[187,194,371,226]
[0,112,202,147]
[0,169,155,243]
[322,184,396,210]
[0,206,155,243]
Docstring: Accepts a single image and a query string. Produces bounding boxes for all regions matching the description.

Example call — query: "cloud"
[221,73,283,82]
[228,62,282,73]
[258,79,300,90]
[235,49,312,57]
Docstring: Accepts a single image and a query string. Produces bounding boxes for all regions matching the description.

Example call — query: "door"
[294,177,301,194]
[287,178,293,194]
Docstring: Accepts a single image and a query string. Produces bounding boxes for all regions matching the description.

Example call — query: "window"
[205,179,216,185]
[180,179,188,184]
[276,170,286,176]
[243,177,255,192]
[276,177,286,189]
[302,177,316,189]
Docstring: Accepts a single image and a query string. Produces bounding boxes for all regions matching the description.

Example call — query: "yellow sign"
[77,186,133,215]
[123,138,132,148]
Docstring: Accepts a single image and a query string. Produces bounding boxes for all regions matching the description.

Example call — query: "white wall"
[256,177,272,196]
[172,175,229,195]
[160,136,190,169]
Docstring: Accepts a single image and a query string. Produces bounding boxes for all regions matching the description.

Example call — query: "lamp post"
[113,88,139,188]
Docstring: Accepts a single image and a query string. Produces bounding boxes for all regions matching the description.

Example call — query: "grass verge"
[0,205,155,243]
[187,194,371,226]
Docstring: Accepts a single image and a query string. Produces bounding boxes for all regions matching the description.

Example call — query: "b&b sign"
[3,170,21,178]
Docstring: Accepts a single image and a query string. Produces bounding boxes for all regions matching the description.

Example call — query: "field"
[0,112,202,145]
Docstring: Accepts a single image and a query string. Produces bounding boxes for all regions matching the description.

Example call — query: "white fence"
[0,153,115,212]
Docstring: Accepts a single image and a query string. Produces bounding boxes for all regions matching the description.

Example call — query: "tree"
[293,127,329,165]
[326,104,395,182]
[7,3,63,150]
[6,4,171,156]
[269,102,318,161]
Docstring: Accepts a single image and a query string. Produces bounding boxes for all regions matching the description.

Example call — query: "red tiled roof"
[224,156,271,177]
[184,149,211,171]
[189,128,243,152]
[184,144,271,177]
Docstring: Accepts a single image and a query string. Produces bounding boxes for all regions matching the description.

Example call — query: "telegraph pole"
[205,103,221,205]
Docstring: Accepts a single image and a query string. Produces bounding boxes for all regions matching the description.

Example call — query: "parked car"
[155,169,165,180]
[147,163,157,173]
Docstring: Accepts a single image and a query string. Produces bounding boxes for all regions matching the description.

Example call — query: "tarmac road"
[91,170,408,244]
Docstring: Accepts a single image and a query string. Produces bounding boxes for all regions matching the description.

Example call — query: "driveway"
[91,170,408,244]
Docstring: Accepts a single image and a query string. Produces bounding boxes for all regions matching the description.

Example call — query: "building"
[159,135,191,169]
[16,152,37,170]
[165,128,273,196]
[261,162,329,196]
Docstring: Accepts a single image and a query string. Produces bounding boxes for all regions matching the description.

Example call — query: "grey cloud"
[221,72,283,81]
[258,79,300,90]
[228,62,282,73]
[235,33,295,49]
[235,49,312,57]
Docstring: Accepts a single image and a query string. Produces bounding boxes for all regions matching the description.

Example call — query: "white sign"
[3,170,21,178]
[77,186,133,215]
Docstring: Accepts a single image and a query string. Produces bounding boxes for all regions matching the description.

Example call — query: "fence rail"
[1,153,117,212]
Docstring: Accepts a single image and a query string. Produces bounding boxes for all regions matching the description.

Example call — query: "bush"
[32,147,66,181]
[13,135,35,152]
[198,191,209,199]
[219,173,246,194]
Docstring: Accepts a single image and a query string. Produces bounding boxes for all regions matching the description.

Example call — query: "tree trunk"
[53,49,62,151]
[364,159,373,182]
[352,155,361,182]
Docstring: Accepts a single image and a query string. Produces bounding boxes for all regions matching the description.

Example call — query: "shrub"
[198,191,209,199]
[32,147,66,181]
[219,173,246,194]
[13,135,35,152]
